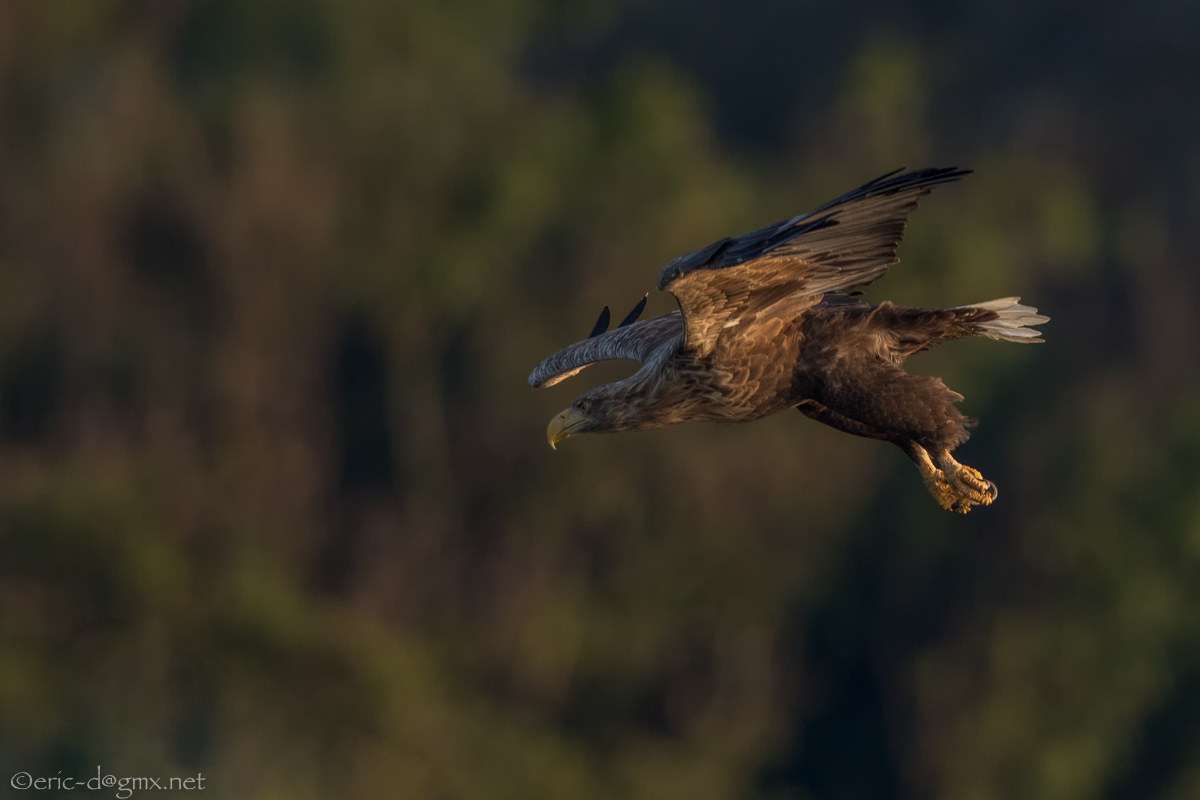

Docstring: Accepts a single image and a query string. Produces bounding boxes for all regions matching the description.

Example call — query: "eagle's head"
[546,392,606,448]
[546,384,653,447]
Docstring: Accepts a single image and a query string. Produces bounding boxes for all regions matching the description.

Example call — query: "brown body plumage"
[528,169,1048,512]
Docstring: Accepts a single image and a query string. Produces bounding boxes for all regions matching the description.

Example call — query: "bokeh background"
[2,1,1199,798]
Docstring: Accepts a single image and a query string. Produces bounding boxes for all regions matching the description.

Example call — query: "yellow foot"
[912,447,998,513]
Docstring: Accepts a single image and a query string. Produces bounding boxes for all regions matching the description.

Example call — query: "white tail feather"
[954,296,1049,343]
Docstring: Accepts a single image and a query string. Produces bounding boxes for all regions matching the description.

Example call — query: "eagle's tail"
[956,297,1049,343]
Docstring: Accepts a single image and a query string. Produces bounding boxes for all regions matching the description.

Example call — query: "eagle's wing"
[657,167,969,353]
[527,311,684,388]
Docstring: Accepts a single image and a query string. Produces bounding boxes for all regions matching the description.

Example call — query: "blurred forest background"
[1,1,1199,798]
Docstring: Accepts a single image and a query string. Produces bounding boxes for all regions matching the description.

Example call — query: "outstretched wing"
[657,167,969,353]
[527,312,684,388]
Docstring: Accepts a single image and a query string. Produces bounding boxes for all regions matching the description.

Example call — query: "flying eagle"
[528,168,1047,513]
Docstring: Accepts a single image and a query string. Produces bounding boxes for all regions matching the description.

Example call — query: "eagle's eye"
[578,399,592,414]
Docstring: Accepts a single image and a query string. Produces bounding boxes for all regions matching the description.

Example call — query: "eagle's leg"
[909,445,996,513]
[933,450,998,510]
[906,444,958,512]
[797,400,996,513]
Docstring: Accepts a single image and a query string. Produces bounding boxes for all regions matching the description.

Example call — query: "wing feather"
[657,168,969,353]
[527,312,683,388]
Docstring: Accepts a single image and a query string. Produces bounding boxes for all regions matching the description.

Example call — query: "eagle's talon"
[915,450,995,513]
[924,478,960,512]
[954,465,990,494]
[934,457,995,510]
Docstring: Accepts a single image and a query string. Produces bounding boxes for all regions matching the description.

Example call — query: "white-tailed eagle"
[528,168,1047,512]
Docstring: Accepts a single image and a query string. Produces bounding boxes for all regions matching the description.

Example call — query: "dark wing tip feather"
[587,306,610,338]
[618,294,648,328]
[809,166,971,215]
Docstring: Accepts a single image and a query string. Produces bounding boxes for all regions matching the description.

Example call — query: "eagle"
[528,168,1047,513]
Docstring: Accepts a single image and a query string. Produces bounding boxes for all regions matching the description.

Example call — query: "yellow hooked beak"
[546,406,590,449]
